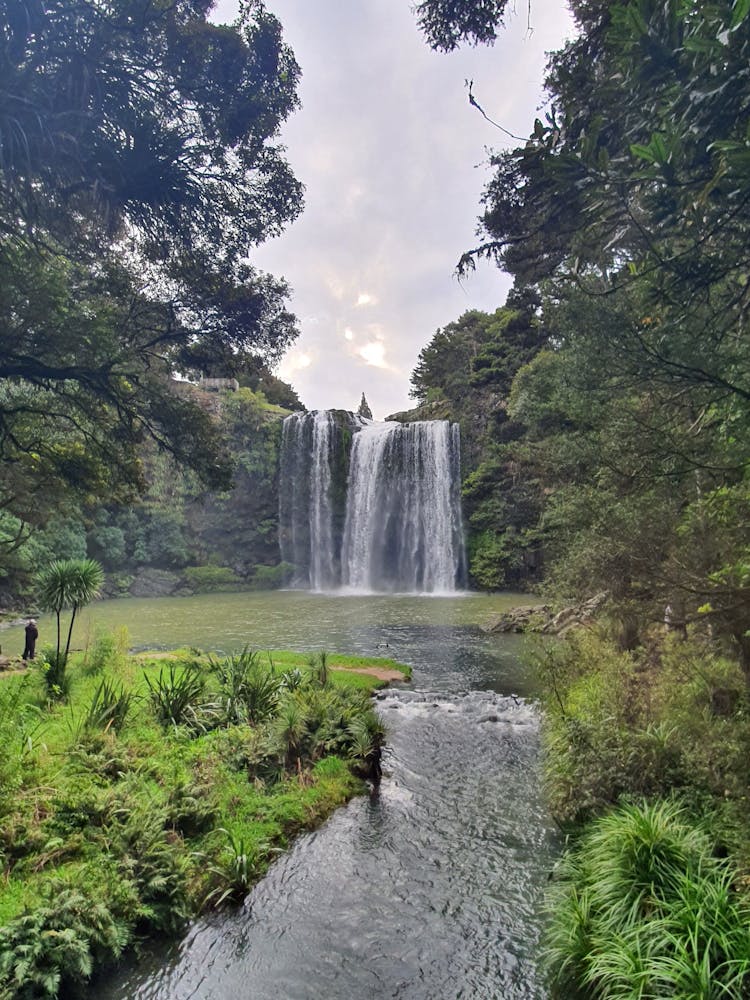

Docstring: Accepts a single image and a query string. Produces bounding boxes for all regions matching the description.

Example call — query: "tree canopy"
[416,0,750,661]
[0,0,304,541]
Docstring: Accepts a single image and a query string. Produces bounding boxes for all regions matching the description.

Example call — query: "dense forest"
[412,1,750,996]
[1,372,304,606]
[0,0,306,607]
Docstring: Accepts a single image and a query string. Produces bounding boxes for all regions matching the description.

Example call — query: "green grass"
[545,800,750,999]
[0,642,407,998]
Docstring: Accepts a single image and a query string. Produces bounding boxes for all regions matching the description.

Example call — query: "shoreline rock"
[482,592,608,636]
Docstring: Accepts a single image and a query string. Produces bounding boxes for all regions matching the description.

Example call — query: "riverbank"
[0,644,409,999]
[537,623,750,996]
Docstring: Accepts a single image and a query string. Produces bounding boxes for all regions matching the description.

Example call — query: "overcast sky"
[213,0,574,419]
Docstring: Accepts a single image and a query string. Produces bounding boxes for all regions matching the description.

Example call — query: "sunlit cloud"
[325,275,345,300]
[344,327,354,341]
[358,341,388,369]
[278,350,313,380]
[356,292,375,307]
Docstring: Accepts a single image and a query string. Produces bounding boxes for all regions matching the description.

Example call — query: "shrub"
[532,631,744,826]
[182,566,241,593]
[545,800,750,999]
[202,828,270,908]
[250,563,290,589]
[82,627,129,675]
[210,647,280,725]
[39,647,71,701]
[83,677,134,734]
[0,888,130,999]
[0,676,44,804]
[144,663,206,729]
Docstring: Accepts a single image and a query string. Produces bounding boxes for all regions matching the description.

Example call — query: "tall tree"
[0,0,304,525]
[416,0,750,654]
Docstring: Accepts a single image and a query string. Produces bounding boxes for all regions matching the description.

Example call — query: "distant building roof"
[199,377,239,392]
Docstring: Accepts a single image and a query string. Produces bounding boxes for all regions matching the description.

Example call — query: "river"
[5,591,558,998]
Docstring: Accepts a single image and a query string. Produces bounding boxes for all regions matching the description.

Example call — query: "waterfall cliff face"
[279,411,466,593]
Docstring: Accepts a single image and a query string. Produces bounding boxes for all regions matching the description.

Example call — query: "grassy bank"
[536,627,750,997]
[0,641,409,999]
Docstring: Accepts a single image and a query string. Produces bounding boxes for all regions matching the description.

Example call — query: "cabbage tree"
[36,558,104,672]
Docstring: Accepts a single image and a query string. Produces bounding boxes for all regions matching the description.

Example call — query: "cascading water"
[341,420,465,592]
[279,410,360,589]
[279,411,466,593]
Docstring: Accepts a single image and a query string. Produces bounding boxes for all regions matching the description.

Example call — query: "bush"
[211,649,281,726]
[182,565,241,593]
[202,828,269,909]
[39,647,71,701]
[0,888,130,999]
[83,677,134,734]
[144,663,206,729]
[251,563,291,589]
[82,627,129,675]
[534,630,750,828]
[545,800,750,999]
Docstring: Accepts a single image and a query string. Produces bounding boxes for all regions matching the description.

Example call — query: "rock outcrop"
[482,592,608,636]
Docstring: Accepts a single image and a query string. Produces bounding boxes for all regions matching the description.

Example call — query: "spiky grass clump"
[144,663,205,729]
[546,800,750,999]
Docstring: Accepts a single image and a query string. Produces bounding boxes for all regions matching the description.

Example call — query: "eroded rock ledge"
[482,592,608,636]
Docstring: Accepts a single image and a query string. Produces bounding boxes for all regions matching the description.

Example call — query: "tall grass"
[545,800,750,999]
[144,663,205,729]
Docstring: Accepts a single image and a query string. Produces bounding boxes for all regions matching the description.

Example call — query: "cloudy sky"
[213,0,574,419]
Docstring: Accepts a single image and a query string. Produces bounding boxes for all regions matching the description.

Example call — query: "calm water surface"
[9,592,557,999]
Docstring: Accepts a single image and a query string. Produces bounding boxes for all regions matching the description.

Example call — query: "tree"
[414,0,517,51]
[405,302,546,587]
[36,558,104,690]
[417,0,750,654]
[0,0,304,531]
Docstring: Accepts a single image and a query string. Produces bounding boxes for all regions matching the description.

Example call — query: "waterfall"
[341,421,465,593]
[279,412,465,593]
[278,410,361,589]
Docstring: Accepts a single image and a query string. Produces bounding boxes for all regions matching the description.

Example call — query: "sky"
[213,0,575,419]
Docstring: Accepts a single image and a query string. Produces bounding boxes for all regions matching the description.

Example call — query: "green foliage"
[0,888,130,999]
[202,829,269,909]
[415,0,512,51]
[0,645,403,992]
[81,627,129,676]
[211,648,281,726]
[545,801,750,999]
[183,566,241,593]
[252,562,293,589]
[405,302,546,590]
[0,676,44,807]
[83,678,134,735]
[36,559,104,692]
[144,663,206,730]
[0,0,305,583]
[536,629,750,843]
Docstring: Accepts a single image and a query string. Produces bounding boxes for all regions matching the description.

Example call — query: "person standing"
[22,619,38,660]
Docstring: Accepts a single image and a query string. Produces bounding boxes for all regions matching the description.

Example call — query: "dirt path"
[330,664,407,682]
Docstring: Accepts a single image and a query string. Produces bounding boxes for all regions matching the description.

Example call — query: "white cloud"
[277,350,313,380]
[212,0,575,417]
[358,341,390,369]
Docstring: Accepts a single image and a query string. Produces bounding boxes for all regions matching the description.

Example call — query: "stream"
[6,591,557,998]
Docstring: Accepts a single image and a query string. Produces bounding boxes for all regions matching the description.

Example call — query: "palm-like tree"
[36,558,104,672]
